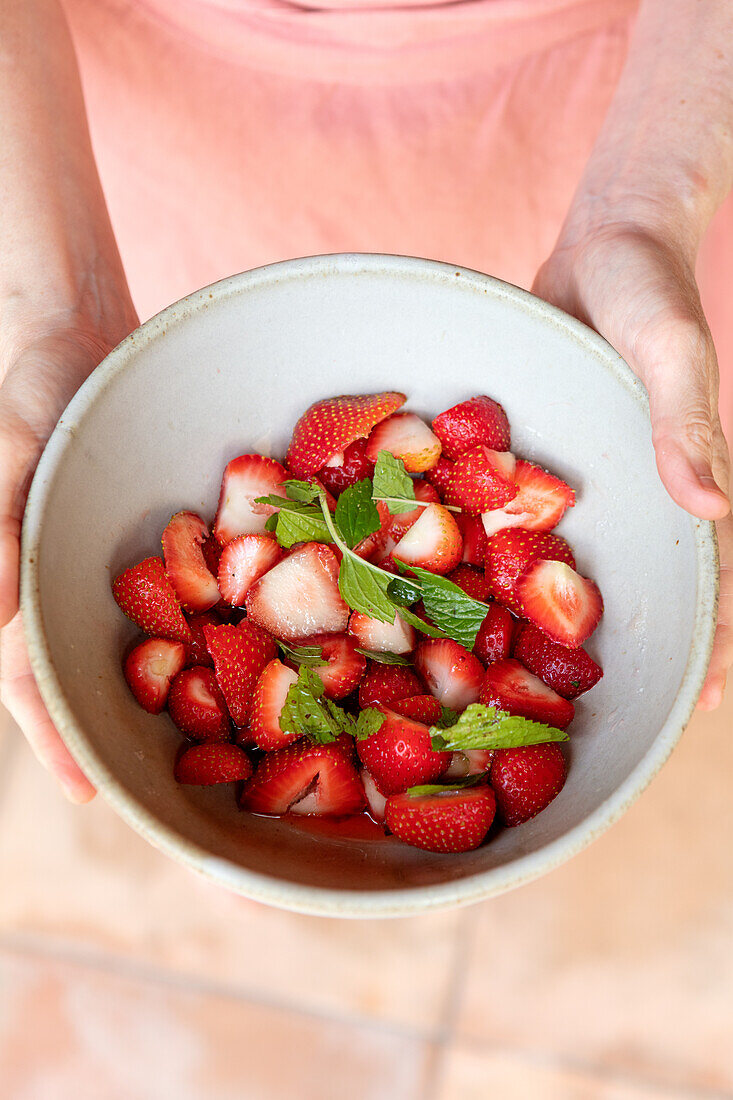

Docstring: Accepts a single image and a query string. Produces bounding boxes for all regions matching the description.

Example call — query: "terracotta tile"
[0,737,462,1031]
[435,1045,693,1100]
[0,949,432,1100]
[455,684,733,1093]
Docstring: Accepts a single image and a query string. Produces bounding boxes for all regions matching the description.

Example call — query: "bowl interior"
[23,256,714,915]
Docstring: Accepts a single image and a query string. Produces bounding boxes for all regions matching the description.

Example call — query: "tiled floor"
[0,690,732,1100]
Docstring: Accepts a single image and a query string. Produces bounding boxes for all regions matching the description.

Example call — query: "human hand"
[533,220,731,709]
[0,307,138,800]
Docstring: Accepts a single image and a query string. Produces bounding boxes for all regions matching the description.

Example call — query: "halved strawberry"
[241,739,366,815]
[392,503,462,575]
[316,438,375,497]
[480,459,575,535]
[513,623,603,699]
[445,564,490,602]
[185,611,220,667]
[348,611,416,655]
[432,395,511,460]
[443,749,494,779]
[473,603,514,665]
[123,638,186,714]
[161,511,220,613]
[213,454,288,544]
[217,534,283,607]
[444,447,517,513]
[168,666,231,740]
[385,785,496,853]
[245,542,349,642]
[485,529,575,614]
[361,769,387,823]
[249,658,300,750]
[358,664,424,709]
[390,694,443,725]
[113,557,192,643]
[174,743,252,785]
[456,513,488,566]
[479,657,575,729]
[297,633,367,699]
[365,412,442,473]
[414,638,484,710]
[204,620,277,726]
[491,743,566,826]
[386,481,441,542]
[287,392,406,478]
[356,706,450,795]
[424,457,455,497]
[516,560,603,648]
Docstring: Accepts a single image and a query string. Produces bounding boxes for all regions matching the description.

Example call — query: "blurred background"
[0,687,731,1099]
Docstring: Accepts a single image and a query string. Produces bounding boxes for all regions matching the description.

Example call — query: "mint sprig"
[430,704,569,752]
[277,640,326,668]
[256,492,333,548]
[371,451,461,513]
[354,648,412,666]
[396,561,489,649]
[279,666,384,745]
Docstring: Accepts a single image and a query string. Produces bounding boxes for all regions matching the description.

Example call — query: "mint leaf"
[338,554,397,623]
[354,648,412,666]
[283,479,321,504]
[264,514,278,533]
[277,640,326,668]
[335,479,381,549]
[438,706,459,729]
[372,451,417,515]
[406,775,485,797]
[430,704,568,752]
[396,561,488,649]
[274,507,333,549]
[279,666,354,744]
[397,605,446,638]
[354,708,386,741]
[386,577,422,607]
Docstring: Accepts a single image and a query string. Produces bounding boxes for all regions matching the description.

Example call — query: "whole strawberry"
[113,557,191,643]
[385,785,497,852]
[490,743,567,826]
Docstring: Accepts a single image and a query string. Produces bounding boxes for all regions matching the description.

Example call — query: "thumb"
[0,416,40,628]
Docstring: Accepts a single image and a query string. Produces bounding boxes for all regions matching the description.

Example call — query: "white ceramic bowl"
[21,254,717,917]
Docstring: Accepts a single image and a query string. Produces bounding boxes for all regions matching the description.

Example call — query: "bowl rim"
[20,252,719,917]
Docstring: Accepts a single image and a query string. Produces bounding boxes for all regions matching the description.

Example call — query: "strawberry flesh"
[455,513,488,566]
[162,511,220,613]
[249,658,300,750]
[479,657,575,729]
[513,623,603,698]
[432,395,510,460]
[213,454,288,544]
[168,666,231,741]
[113,557,191,643]
[246,542,349,642]
[287,392,406,478]
[123,638,186,714]
[365,412,442,473]
[348,610,416,655]
[385,785,496,852]
[491,743,566,826]
[386,480,440,542]
[296,632,367,700]
[392,503,463,575]
[516,559,603,648]
[242,739,366,816]
[217,534,283,606]
[481,459,575,535]
[485,529,575,614]
[414,638,484,710]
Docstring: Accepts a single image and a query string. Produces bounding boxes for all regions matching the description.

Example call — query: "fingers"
[697,514,733,710]
[0,416,37,628]
[0,614,95,802]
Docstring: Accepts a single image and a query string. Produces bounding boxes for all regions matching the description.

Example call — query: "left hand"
[534,219,731,709]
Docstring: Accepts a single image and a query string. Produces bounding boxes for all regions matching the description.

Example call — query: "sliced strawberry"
[444,447,517,513]
[432,395,510,460]
[287,392,406,478]
[168,666,231,740]
[473,603,514,665]
[249,658,300,750]
[217,534,283,607]
[385,785,496,853]
[456,513,488,566]
[480,459,575,535]
[245,542,349,642]
[161,511,220,613]
[414,638,484,710]
[491,743,566,826]
[365,412,442,474]
[113,557,192,643]
[361,769,387,823]
[445,564,490,602]
[479,657,574,729]
[516,560,603,648]
[204,620,277,726]
[485,529,575,614]
[123,638,186,714]
[424,457,455,497]
[513,623,603,698]
[242,739,366,815]
[390,694,443,725]
[358,664,424,709]
[356,706,450,795]
[297,633,367,700]
[185,610,220,667]
[443,749,494,779]
[174,742,252,785]
[316,438,375,497]
[213,454,288,544]
[393,503,462,575]
[348,610,416,656]
[386,481,441,542]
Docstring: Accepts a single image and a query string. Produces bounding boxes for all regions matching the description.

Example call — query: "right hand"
[0,306,137,801]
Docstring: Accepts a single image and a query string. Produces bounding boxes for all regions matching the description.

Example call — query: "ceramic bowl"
[20,254,718,917]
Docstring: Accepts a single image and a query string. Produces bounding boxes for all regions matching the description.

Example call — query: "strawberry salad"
[112,392,603,854]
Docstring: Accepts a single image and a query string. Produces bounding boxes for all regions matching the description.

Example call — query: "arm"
[0,0,137,798]
[535,0,733,707]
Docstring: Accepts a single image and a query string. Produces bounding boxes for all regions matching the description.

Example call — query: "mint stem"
[317,491,416,589]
